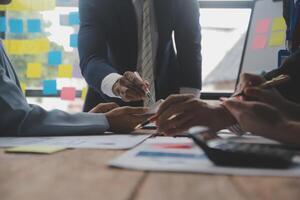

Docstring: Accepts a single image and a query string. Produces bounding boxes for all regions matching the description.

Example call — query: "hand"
[235,73,265,97]
[112,71,148,102]
[89,102,119,113]
[155,94,236,135]
[105,106,149,133]
[223,99,294,144]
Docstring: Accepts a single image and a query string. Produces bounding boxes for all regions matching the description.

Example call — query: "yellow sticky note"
[3,38,50,55]
[5,146,66,154]
[81,87,88,100]
[20,82,26,94]
[269,31,285,47]
[0,0,55,11]
[272,17,287,31]
[58,64,73,78]
[27,63,42,78]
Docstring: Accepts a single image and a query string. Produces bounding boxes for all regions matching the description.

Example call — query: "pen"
[134,72,152,100]
[232,74,290,97]
[135,114,178,130]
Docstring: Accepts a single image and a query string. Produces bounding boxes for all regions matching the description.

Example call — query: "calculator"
[187,127,295,169]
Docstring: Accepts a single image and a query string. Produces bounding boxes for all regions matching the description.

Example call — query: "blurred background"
[0,0,252,112]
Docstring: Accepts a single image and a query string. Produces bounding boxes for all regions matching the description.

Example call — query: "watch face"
[0,0,11,5]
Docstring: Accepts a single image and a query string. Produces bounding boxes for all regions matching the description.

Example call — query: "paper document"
[5,145,66,154]
[0,134,150,150]
[109,136,300,177]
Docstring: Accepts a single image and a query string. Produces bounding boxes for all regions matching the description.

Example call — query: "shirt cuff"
[101,73,122,98]
[179,87,201,98]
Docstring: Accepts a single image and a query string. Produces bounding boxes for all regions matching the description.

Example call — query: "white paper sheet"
[0,134,150,150]
[109,136,300,177]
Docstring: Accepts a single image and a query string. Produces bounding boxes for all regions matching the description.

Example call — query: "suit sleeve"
[78,0,117,94]
[264,49,300,103]
[0,66,109,137]
[173,0,202,90]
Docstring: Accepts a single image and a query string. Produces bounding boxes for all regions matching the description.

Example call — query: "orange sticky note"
[255,19,270,33]
[252,35,267,49]
[61,87,76,101]
[58,64,73,78]
[27,63,42,78]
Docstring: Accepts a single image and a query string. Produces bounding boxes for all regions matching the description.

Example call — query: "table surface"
[1,148,300,200]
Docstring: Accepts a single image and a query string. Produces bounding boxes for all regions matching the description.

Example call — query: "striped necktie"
[138,0,156,106]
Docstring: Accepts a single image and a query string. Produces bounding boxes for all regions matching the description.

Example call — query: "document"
[109,136,300,177]
[5,145,66,154]
[0,134,150,150]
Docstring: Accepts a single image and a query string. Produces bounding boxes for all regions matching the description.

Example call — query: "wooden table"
[1,148,300,200]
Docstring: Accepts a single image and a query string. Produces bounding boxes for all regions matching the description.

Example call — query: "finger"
[163,119,198,136]
[244,87,279,103]
[240,73,265,86]
[119,77,146,97]
[223,100,248,118]
[124,71,146,91]
[158,113,193,133]
[89,102,119,113]
[123,106,149,115]
[157,94,194,116]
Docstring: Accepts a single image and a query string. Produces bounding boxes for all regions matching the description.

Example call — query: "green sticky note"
[5,145,66,154]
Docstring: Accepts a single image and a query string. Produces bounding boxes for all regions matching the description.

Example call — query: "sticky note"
[252,35,267,49]
[69,12,80,25]
[0,0,56,11]
[70,34,78,48]
[3,39,50,55]
[43,80,57,95]
[269,31,285,47]
[73,64,83,78]
[5,145,66,154]
[0,17,6,32]
[61,87,76,101]
[58,64,73,78]
[9,19,23,33]
[20,82,26,94]
[48,51,62,66]
[26,63,42,78]
[272,17,287,31]
[81,87,87,100]
[255,19,270,33]
[27,19,41,33]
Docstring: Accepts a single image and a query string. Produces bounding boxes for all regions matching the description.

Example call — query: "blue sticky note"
[69,12,80,25]
[27,19,41,33]
[9,19,23,33]
[0,17,6,32]
[43,80,57,95]
[70,34,78,48]
[48,51,62,66]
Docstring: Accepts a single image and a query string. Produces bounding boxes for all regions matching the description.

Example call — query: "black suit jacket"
[78,0,202,111]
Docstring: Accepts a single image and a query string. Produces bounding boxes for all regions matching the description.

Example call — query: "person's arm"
[173,0,202,92]
[0,66,109,137]
[78,0,119,96]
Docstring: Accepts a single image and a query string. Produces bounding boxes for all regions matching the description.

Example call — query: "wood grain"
[1,149,300,200]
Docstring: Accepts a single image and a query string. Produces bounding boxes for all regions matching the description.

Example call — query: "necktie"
[137,0,156,106]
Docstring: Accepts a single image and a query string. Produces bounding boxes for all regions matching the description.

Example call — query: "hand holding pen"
[112,71,152,102]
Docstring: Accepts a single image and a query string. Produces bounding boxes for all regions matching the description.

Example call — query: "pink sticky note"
[61,87,76,101]
[255,19,270,33]
[252,35,267,50]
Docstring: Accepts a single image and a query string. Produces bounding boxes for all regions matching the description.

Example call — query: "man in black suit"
[78,0,202,111]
